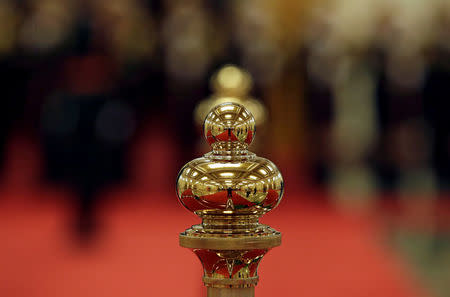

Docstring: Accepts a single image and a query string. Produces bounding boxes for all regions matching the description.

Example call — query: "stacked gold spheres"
[177,102,284,297]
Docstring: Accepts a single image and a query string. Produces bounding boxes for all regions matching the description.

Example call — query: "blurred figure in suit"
[39,1,136,242]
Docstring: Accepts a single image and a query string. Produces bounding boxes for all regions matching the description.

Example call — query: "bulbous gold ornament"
[177,102,283,215]
[177,102,284,297]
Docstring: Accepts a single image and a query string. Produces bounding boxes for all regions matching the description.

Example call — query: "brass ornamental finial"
[177,102,284,297]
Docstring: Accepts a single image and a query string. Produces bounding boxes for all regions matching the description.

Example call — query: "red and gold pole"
[176,102,284,297]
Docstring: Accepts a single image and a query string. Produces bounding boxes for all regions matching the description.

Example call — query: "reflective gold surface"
[194,249,267,280]
[177,102,283,296]
[177,103,283,214]
[203,102,255,152]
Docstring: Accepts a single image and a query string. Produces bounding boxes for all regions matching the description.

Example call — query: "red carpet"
[0,187,430,297]
[0,135,432,297]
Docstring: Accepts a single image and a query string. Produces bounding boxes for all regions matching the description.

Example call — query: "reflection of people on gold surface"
[178,102,283,296]
[179,103,283,214]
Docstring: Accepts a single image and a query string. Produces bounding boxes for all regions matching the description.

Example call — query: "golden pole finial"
[177,102,284,297]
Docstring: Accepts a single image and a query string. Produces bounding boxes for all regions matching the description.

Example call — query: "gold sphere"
[203,102,256,151]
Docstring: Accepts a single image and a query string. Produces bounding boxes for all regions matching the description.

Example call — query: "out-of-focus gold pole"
[194,65,267,127]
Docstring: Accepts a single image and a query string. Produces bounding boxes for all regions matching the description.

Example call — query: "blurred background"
[0,0,449,296]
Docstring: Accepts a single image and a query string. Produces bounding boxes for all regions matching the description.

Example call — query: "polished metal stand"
[176,102,284,297]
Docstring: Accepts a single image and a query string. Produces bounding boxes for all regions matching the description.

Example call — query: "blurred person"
[230,0,286,89]
[40,4,136,242]
[303,0,380,208]
[91,0,165,123]
[19,0,77,54]
[330,53,379,209]
[161,0,223,165]
[302,6,336,186]
[329,0,379,209]
[424,0,450,190]
[303,49,335,186]
[374,0,437,194]
[0,0,25,174]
